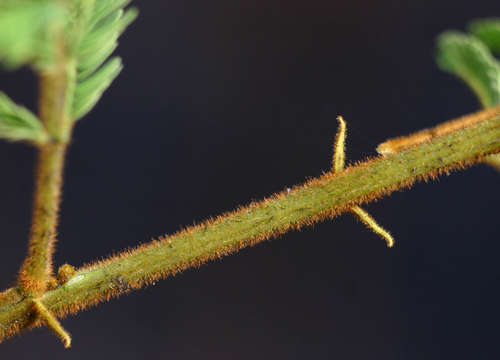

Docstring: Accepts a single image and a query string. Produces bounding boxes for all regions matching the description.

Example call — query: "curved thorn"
[333,116,347,172]
[32,299,72,348]
[351,206,395,248]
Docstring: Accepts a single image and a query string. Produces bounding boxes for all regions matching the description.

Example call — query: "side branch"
[2,107,500,342]
[17,143,67,296]
[17,39,76,297]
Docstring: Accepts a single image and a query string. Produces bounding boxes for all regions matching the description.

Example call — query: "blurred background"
[1,1,499,359]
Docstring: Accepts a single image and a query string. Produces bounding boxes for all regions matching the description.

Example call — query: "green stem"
[2,108,500,342]
[17,56,76,297]
[17,143,67,296]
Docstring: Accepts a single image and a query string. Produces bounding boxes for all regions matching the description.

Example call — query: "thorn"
[333,116,347,173]
[331,116,395,247]
[351,206,395,248]
[32,299,72,348]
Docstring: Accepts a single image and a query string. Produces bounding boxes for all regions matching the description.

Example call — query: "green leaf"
[0,1,67,69]
[77,7,138,81]
[73,57,123,120]
[77,41,119,81]
[468,18,500,54]
[0,92,48,143]
[71,1,137,120]
[436,31,500,107]
[86,0,133,35]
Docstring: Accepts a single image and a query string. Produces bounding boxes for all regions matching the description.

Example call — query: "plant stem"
[17,55,76,297]
[17,143,67,296]
[2,107,500,342]
[485,153,500,170]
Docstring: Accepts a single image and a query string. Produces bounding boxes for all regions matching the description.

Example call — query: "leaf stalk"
[17,39,76,297]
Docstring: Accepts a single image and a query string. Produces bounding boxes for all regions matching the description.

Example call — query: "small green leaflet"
[468,18,500,54]
[436,31,500,108]
[72,1,138,120]
[0,1,67,69]
[0,92,47,143]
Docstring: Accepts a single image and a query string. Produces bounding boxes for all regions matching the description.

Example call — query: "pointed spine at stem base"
[32,299,71,348]
[333,116,347,172]
[350,206,394,247]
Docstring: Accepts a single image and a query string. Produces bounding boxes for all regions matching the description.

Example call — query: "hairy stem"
[17,143,67,296]
[2,107,500,342]
[17,53,76,297]
[485,154,500,170]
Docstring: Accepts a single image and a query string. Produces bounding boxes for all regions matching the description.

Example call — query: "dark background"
[1,1,500,359]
